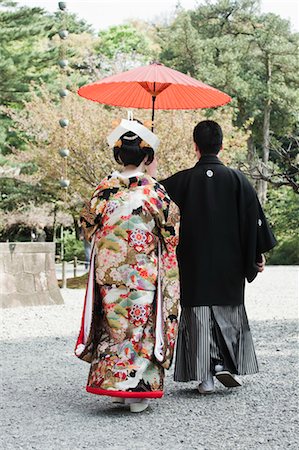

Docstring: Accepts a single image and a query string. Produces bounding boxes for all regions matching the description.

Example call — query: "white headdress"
[107,119,160,151]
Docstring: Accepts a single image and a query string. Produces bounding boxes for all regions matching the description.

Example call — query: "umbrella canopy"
[78,62,231,110]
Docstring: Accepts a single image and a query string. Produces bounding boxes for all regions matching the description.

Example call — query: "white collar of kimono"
[107,119,160,151]
[112,170,144,179]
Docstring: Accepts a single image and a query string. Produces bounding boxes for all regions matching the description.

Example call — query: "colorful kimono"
[75,172,180,399]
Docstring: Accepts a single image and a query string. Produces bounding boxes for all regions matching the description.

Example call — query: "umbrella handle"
[151,95,156,132]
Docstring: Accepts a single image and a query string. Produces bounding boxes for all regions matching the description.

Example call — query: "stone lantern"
[59,118,69,128]
[58,30,69,39]
[59,88,69,98]
[59,179,70,188]
[58,59,69,69]
[58,2,67,10]
[59,148,70,157]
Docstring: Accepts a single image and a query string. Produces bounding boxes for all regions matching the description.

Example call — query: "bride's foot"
[124,398,149,413]
[112,397,125,404]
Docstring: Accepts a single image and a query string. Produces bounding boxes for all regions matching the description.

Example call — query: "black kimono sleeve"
[160,173,185,208]
[242,193,277,283]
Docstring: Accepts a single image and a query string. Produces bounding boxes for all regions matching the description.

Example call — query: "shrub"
[267,237,299,265]
[59,229,85,262]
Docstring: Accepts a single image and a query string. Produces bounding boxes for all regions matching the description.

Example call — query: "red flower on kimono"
[150,197,158,206]
[114,371,127,380]
[132,340,142,353]
[168,235,179,247]
[128,229,147,252]
[163,253,177,270]
[99,225,115,237]
[128,304,149,326]
[136,267,149,279]
[146,233,154,244]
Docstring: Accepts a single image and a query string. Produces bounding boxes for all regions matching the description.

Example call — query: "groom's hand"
[256,254,266,272]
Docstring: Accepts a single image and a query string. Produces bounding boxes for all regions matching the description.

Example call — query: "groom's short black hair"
[193,120,223,154]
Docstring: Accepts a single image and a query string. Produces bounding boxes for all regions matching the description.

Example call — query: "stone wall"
[0,242,63,308]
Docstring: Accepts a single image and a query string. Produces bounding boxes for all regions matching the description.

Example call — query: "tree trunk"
[72,213,80,240]
[247,134,256,165]
[247,134,260,192]
[52,203,58,242]
[258,54,272,205]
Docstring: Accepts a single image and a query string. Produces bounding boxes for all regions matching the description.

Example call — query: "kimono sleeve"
[243,193,277,283]
[256,197,277,255]
[80,185,108,242]
[161,173,184,208]
[158,197,180,369]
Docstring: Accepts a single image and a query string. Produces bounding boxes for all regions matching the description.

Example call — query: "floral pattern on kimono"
[76,172,180,397]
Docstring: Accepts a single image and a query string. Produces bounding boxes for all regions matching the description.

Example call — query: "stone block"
[3,253,24,274]
[0,242,63,308]
[48,288,64,305]
[0,256,5,274]
[23,253,46,274]
[46,270,59,290]
[2,242,55,254]
[15,273,36,294]
[0,272,17,295]
[45,253,54,271]
[34,272,48,292]
[35,292,54,306]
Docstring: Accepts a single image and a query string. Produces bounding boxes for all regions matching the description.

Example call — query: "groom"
[157,120,276,393]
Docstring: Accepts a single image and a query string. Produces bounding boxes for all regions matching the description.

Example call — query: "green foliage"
[51,11,93,37]
[0,3,57,107]
[0,1,98,227]
[97,24,151,59]
[265,187,299,264]
[0,1,94,153]
[0,223,32,242]
[265,187,298,240]
[158,0,299,156]
[267,238,298,265]
[95,23,155,73]
[60,230,85,262]
[0,177,57,212]
[0,2,56,152]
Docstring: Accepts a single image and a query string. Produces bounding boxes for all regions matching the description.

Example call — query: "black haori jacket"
[161,155,276,307]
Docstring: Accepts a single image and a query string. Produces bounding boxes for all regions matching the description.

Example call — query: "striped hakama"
[174,305,258,382]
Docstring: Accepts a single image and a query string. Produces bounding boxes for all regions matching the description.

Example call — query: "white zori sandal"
[112,397,125,404]
[124,398,149,413]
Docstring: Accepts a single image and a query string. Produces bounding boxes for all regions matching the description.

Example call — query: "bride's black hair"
[113,126,154,167]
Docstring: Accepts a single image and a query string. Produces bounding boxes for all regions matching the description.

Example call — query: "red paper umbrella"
[78,62,231,129]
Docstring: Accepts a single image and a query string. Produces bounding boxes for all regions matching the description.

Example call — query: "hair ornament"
[123,134,138,141]
[127,111,134,120]
[114,139,122,148]
[111,119,121,128]
[140,140,151,148]
[107,119,160,150]
[143,120,153,129]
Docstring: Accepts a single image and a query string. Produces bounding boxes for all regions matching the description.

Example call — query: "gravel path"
[1,266,298,450]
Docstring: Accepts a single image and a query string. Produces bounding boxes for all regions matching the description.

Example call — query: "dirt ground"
[1,266,298,450]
